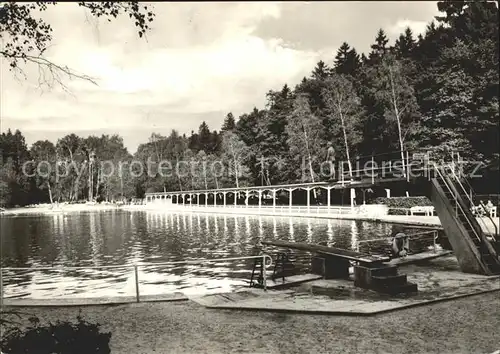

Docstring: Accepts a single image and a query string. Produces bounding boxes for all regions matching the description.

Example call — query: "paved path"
[189,256,500,315]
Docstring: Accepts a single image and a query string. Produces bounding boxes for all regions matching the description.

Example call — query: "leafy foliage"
[371,196,433,215]
[0,1,154,88]
[322,74,364,174]
[286,94,324,182]
[0,313,111,354]
[1,2,498,204]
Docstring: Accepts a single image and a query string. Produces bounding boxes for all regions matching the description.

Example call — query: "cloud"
[0,2,440,153]
[388,19,430,36]
[252,1,439,51]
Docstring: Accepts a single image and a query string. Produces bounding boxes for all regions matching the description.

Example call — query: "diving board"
[261,240,390,265]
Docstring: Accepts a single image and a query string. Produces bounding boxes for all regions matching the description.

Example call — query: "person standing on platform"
[326,142,336,180]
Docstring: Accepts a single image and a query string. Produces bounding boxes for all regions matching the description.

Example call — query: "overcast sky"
[1,1,440,153]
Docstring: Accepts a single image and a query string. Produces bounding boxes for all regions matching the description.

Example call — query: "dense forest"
[1,1,498,207]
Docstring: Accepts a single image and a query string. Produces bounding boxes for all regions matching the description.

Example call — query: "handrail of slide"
[446,165,498,241]
[432,163,482,243]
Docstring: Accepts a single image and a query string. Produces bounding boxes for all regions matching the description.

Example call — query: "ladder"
[272,251,295,282]
[249,257,264,288]
[433,163,500,274]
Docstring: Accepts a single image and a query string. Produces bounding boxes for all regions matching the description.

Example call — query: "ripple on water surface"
[1,210,400,299]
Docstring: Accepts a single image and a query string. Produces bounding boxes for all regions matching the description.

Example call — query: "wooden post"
[262,255,267,291]
[134,265,140,303]
[371,156,375,185]
[0,267,3,309]
[327,187,331,214]
[306,188,311,211]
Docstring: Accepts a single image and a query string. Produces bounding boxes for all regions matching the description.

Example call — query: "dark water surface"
[0,210,399,298]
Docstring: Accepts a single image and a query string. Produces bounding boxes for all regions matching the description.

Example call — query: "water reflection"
[90,212,100,266]
[1,211,403,299]
[327,220,333,246]
[245,215,251,240]
[351,221,359,251]
[306,219,313,243]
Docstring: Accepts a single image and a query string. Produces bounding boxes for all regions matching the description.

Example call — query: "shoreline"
[0,203,121,215]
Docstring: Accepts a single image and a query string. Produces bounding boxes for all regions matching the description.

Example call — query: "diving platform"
[144,148,500,276]
[144,148,432,209]
[261,240,418,295]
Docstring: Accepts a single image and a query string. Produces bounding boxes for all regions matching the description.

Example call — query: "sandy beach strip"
[2,292,499,354]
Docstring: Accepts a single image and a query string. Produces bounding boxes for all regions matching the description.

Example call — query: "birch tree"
[221,131,251,188]
[322,75,363,179]
[30,140,59,204]
[374,55,420,175]
[286,94,324,195]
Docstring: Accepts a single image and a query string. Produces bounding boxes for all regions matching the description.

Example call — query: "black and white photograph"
[0,1,499,353]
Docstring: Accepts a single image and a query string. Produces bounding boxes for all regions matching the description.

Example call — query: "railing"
[445,165,498,241]
[155,204,357,215]
[431,164,482,243]
[145,148,440,201]
[147,203,442,219]
[0,255,273,308]
[144,149,485,204]
[356,230,439,254]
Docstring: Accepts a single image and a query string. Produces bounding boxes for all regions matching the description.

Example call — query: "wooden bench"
[410,206,435,216]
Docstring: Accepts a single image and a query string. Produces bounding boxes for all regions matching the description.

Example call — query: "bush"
[1,313,111,354]
[370,196,433,215]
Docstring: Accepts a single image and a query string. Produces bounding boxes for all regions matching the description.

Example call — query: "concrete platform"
[189,256,500,315]
[388,249,453,266]
[3,292,188,307]
[265,274,323,289]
